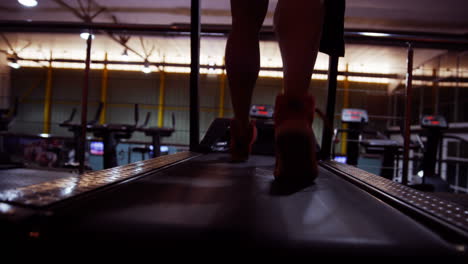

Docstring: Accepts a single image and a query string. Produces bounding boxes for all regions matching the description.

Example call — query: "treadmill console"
[341,108,368,123]
[421,115,448,129]
[250,104,274,119]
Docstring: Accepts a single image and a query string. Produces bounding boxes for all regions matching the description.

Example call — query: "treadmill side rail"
[321,160,468,242]
[0,152,201,208]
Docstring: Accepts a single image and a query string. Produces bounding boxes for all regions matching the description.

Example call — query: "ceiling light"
[80,32,95,40]
[18,0,38,7]
[8,58,21,69]
[142,61,151,74]
[121,48,129,59]
[359,32,391,38]
[142,66,151,74]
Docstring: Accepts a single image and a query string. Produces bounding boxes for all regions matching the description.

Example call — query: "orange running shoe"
[273,94,318,189]
[229,119,257,162]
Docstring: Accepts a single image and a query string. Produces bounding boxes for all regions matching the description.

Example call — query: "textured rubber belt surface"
[0,152,199,207]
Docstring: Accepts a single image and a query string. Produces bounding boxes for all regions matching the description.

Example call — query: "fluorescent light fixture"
[18,0,38,7]
[39,133,51,138]
[80,32,95,40]
[8,60,21,69]
[359,32,391,37]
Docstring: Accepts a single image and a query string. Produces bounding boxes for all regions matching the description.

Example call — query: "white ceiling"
[2,32,448,77]
[2,0,468,33]
[0,0,467,80]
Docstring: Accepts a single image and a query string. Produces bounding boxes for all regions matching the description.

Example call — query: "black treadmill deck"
[1,153,467,257]
[18,153,459,256]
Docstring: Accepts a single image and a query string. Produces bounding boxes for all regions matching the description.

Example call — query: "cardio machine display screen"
[341,108,369,123]
[250,105,274,119]
[334,156,347,164]
[421,115,448,129]
[90,141,104,155]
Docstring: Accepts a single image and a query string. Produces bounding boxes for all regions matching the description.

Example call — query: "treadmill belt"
[43,153,457,255]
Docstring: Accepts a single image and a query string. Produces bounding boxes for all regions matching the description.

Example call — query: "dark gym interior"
[1,0,468,258]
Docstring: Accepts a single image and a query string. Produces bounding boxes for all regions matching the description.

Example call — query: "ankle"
[274,94,316,126]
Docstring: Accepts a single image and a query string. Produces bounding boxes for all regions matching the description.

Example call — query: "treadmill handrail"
[62,108,77,125]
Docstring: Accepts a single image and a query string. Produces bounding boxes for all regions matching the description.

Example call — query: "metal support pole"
[419,84,424,119]
[437,136,443,177]
[99,52,108,124]
[392,91,398,127]
[79,34,92,174]
[43,61,53,134]
[402,43,414,186]
[432,67,439,115]
[189,0,200,151]
[340,64,349,155]
[454,55,460,122]
[320,54,339,160]
[218,70,226,118]
[158,71,166,127]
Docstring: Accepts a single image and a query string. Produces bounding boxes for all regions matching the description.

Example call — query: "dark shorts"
[319,0,346,57]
